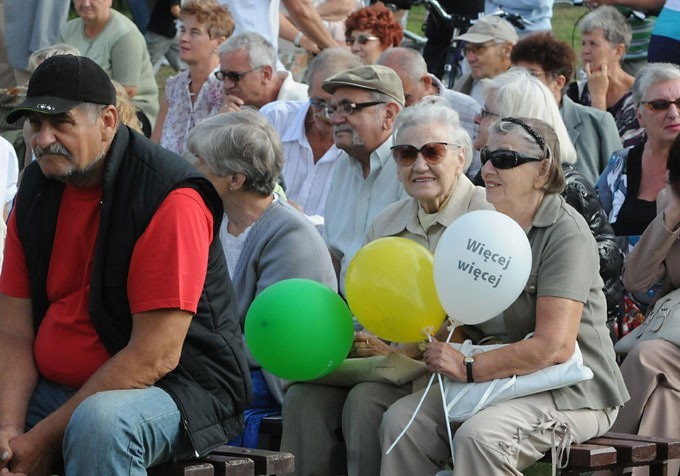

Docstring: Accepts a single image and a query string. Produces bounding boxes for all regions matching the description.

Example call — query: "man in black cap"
[0,54,250,475]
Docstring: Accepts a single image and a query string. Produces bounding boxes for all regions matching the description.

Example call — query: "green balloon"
[245,278,354,381]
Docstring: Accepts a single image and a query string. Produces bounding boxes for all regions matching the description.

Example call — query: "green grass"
[404,3,588,56]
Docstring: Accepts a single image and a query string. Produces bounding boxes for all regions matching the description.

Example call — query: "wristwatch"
[463,356,475,383]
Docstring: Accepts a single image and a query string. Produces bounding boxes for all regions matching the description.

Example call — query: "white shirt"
[0,136,18,270]
[219,0,280,52]
[323,137,407,293]
[261,100,341,221]
[276,71,308,101]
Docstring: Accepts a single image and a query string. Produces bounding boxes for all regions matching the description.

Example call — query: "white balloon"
[433,210,532,325]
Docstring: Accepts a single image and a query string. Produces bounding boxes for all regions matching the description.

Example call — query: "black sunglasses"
[480,147,545,169]
[214,65,263,83]
[345,34,380,46]
[641,98,680,111]
[391,142,458,166]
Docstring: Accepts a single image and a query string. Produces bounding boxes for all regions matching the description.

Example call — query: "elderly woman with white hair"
[186,109,336,447]
[280,99,490,476]
[474,67,624,335]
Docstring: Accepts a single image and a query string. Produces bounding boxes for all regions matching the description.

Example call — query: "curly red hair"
[345,2,403,49]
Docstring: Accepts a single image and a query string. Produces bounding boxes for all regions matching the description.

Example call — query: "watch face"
[464,356,474,364]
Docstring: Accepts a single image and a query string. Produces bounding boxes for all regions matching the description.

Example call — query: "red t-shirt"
[0,186,213,388]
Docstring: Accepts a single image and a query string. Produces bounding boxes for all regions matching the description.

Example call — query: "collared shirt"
[366,174,491,253]
[323,137,407,293]
[261,100,341,220]
[276,71,309,102]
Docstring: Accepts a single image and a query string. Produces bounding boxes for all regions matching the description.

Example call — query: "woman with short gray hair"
[566,6,643,147]
[186,109,337,447]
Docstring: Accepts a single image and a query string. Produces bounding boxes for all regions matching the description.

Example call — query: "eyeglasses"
[309,97,328,109]
[463,41,496,56]
[480,107,499,119]
[480,147,545,169]
[345,34,380,46]
[391,142,458,166]
[641,98,680,111]
[324,101,385,117]
[214,66,264,83]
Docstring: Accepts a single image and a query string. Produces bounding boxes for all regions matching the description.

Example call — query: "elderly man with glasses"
[452,16,518,105]
[279,65,407,476]
[260,48,362,227]
[217,32,308,112]
[317,64,408,297]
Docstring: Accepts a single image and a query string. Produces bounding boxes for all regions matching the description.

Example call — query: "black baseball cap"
[6,54,116,124]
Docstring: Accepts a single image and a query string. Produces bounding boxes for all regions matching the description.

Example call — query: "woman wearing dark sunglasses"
[344,3,403,65]
[380,117,628,476]
[597,63,680,261]
[476,67,624,338]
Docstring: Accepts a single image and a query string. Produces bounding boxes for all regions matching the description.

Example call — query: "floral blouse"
[160,69,223,155]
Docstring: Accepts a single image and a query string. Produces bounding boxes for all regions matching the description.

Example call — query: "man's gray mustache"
[34,144,72,159]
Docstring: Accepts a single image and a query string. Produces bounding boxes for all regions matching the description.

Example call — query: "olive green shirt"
[501,193,629,411]
[59,10,159,126]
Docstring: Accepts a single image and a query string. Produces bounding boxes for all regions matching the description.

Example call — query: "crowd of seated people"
[1,1,680,475]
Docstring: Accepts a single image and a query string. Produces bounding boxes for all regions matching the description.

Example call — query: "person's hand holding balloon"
[350,331,391,358]
[423,338,466,381]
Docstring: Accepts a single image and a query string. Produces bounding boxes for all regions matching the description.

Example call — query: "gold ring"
[365,339,370,345]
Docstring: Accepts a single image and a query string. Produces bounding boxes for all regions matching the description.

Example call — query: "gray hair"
[218,31,276,68]
[482,67,577,165]
[377,47,428,84]
[632,62,680,106]
[579,6,631,50]
[304,47,363,85]
[186,109,284,196]
[28,44,81,73]
[75,102,107,123]
[393,98,473,170]
[489,117,565,193]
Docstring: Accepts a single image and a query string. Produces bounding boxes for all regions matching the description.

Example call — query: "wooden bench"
[540,432,680,475]
[147,446,294,476]
[258,415,284,451]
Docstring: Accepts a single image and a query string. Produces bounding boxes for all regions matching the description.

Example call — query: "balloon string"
[385,318,458,458]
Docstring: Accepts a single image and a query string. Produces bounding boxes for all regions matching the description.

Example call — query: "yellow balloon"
[345,237,446,343]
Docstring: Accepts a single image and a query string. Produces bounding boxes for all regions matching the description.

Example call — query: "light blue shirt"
[323,137,407,294]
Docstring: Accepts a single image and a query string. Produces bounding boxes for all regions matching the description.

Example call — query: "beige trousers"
[607,339,680,476]
[380,384,618,476]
